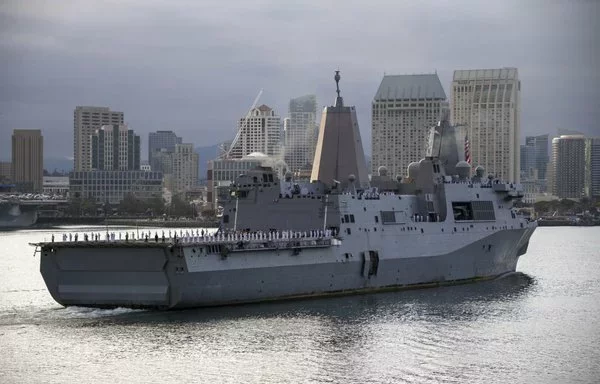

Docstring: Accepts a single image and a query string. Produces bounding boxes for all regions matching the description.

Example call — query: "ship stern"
[39,243,172,309]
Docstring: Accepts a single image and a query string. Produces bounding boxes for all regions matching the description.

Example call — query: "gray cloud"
[1,0,598,164]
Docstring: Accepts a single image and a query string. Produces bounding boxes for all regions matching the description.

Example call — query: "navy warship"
[33,72,537,309]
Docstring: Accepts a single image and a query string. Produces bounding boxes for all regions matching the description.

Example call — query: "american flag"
[465,135,471,164]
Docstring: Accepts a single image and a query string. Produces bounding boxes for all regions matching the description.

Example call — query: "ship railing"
[34,228,338,247]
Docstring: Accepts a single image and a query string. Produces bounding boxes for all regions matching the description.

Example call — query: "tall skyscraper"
[0,162,12,183]
[228,104,281,159]
[451,68,521,182]
[12,129,43,192]
[372,74,448,179]
[520,144,536,178]
[552,135,586,198]
[172,143,199,194]
[91,124,140,171]
[586,137,600,198]
[525,134,549,180]
[285,95,318,175]
[74,106,124,171]
[148,130,182,171]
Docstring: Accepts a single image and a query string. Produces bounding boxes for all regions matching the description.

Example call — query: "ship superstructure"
[33,72,537,309]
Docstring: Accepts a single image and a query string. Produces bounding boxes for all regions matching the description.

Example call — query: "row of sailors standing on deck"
[210,229,334,243]
[52,228,335,243]
[411,213,440,222]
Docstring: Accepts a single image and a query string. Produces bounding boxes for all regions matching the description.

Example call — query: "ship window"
[350,214,355,223]
[346,228,351,235]
[341,216,345,223]
[344,214,350,222]
[268,174,274,182]
[375,216,379,223]
[223,215,229,223]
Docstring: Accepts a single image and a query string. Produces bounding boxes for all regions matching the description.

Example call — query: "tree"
[147,196,166,216]
[169,195,193,217]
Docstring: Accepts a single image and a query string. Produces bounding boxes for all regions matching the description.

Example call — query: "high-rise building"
[451,68,521,182]
[586,138,600,198]
[284,95,318,175]
[69,170,162,204]
[228,104,281,159]
[12,129,43,192]
[372,74,448,179]
[0,162,12,183]
[74,106,124,171]
[552,135,586,198]
[525,134,549,180]
[520,144,536,179]
[91,124,140,171]
[172,143,199,195]
[148,131,182,171]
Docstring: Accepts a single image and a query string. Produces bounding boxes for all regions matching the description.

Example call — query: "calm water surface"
[1,226,599,383]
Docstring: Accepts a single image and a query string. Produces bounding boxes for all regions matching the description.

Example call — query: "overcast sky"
[1,0,598,163]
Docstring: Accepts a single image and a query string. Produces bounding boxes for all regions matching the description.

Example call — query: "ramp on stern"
[39,243,171,308]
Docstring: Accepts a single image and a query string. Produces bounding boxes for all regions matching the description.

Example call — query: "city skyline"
[1,1,598,161]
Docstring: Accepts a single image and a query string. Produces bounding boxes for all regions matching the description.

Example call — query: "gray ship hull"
[38,225,535,309]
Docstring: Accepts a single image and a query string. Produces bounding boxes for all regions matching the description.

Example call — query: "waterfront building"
[91,124,140,171]
[74,106,123,171]
[586,137,600,198]
[520,144,537,179]
[525,134,549,181]
[152,149,175,175]
[521,179,541,205]
[228,105,282,159]
[284,95,318,176]
[43,176,70,197]
[12,129,43,192]
[451,68,521,182]
[172,143,199,195]
[0,162,12,183]
[148,131,182,171]
[69,170,163,204]
[140,161,151,172]
[552,135,586,198]
[372,74,448,179]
